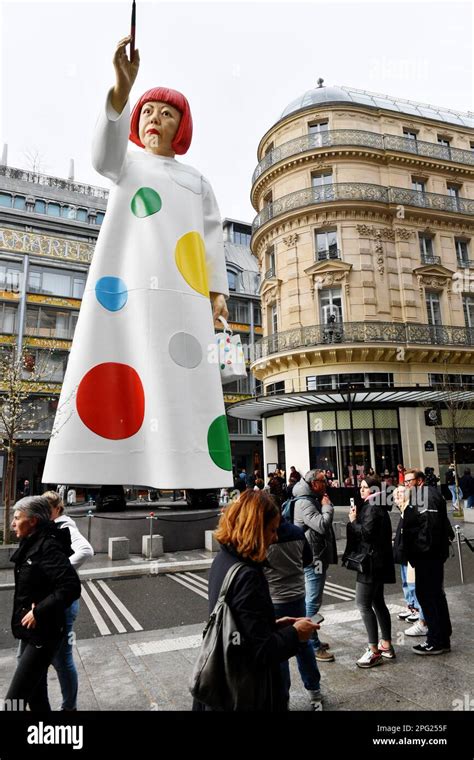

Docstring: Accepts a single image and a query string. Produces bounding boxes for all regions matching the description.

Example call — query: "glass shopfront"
[309,408,401,482]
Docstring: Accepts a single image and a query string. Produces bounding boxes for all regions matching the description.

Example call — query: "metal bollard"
[87,510,93,543]
[146,513,157,561]
[454,525,464,584]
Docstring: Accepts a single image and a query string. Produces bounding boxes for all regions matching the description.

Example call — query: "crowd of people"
[193,461,456,710]
[4,458,458,712]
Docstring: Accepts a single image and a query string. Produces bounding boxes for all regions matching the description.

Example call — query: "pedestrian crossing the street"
[81,580,144,636]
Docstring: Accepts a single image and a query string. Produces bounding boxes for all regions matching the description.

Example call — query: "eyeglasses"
[404,478,416,484]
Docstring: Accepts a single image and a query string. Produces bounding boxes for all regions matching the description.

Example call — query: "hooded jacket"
[292,479,337,568]
[10,522,81,645]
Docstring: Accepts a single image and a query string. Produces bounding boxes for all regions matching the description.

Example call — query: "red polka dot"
[76,363,145,439]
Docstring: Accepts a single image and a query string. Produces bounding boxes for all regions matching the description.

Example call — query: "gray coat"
[292,479,337,568]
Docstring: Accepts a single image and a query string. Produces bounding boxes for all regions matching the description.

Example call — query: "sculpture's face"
[138,101,181,156]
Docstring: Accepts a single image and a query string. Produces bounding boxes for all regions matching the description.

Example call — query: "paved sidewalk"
[0,583,471,711]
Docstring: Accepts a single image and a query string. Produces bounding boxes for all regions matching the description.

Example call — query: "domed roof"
[280,85,352,118]
[279,83,474,128]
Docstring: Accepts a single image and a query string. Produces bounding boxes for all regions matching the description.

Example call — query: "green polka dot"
[131,188,162,217]
[207,415,232,471]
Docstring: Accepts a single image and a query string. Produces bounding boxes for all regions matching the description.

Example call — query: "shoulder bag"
[190,561,272,711]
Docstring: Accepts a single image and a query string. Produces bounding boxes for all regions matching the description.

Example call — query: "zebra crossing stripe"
[325,581,356,597]
[80,585,112,636]
[181,572,209,590]
[167,573,209,600]
[97,580,144,631]
[86,581,127,633]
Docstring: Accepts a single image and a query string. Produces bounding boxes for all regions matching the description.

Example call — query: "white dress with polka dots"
[43,93,233,489]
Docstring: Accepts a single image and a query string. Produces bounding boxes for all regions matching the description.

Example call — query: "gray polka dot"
[169,332,203,369]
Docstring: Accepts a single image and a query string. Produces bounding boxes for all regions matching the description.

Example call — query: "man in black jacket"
[402,469,453,656]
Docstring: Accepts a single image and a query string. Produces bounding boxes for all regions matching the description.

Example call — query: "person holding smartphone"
[347,477,396,668]
[292,470,338,662]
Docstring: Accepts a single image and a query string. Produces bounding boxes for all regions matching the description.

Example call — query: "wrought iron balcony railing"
[253,321,474,360]
[457,258,474,268]
[317,248,341,261]
[421,254,441,265]
[252,130,474,184]
[264,266,276,279]
[252,183,474,233]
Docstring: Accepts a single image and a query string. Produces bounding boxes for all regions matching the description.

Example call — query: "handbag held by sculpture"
[214,316,247,385]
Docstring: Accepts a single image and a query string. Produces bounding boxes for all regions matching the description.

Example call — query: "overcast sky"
[0,0,472,224]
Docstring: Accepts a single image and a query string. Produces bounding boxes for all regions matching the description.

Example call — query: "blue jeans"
[400,564,424,620]
[304,565,326,650]
[273,598,320,698]
[51,599,79,710]
[448,485,462,508]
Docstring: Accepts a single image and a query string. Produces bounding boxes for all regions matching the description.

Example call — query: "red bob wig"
[129,87,193,155]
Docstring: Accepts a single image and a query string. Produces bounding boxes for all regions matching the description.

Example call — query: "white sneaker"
[405,621,429,636]
[356,648,383,668]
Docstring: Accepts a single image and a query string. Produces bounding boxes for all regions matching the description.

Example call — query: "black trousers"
[415,559,452,648]
[5,638,61,711]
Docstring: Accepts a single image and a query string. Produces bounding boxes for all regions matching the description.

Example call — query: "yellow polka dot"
[175,232,209,296]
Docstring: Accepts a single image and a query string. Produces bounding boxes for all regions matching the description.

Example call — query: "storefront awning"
[227,387,474,421]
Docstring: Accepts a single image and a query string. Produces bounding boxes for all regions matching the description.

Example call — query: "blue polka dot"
[95,277,128,312]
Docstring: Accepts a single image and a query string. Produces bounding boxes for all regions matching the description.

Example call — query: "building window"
[61,205,76,219]
[271,304,278,335]
[320,288,342,324]
[34,200,46,214]
[463,296,474,328]
[265,246,275,278]
[308,121,329,147]
[25,307,79,339]
[315,229,338,260]
[403,129,418,140]
[412,178,426,193]
[419,234,436,262]
[266,381,285,396]
[264,142,274,157]
[47,203,61,217]
[307,373,393,391]
[437,136,451,147]
[0,193,12,207]
[76,208,88,222]
[227,297,250,324]
[426,292,442,326]
[0,263,22,293]
[28,267,86,298]
[95,212,105,225]
[227,270,238,292]
[447,184,460,211]
[309,121,329,134]
[72,277,86,298]
[430,373,474,389]
[13,196,26,210]
[0,304,17,333]
[455,239,469,266]
[254,304,262,326]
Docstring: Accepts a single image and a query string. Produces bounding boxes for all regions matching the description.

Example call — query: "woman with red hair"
[43,36,232,492]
